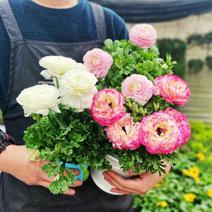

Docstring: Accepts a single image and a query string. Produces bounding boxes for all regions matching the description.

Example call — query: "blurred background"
[1,0,212,211]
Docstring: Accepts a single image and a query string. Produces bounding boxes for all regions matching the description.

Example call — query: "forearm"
[0,145,17,173]
[0,130,17,173]
[0,144,80,195]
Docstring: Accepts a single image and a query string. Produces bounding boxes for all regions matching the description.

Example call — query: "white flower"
[39,56,85,79]
[59,70,98,111]
[73,63,89,71]
[16,84,60,116]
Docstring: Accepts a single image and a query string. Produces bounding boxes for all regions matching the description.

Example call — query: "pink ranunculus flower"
[154,74,191,106]
[129,24,157,49]
[106,114,142,150]
[165,108,191,145]
[121,74,153,105]
[90,89,126,126]
[83,48,113,78]
[139,111,183,154]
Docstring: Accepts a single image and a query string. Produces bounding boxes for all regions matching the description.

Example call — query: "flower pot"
[65,163,88,181]
[91,155,129,195]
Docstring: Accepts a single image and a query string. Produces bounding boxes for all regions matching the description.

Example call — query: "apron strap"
[0,0,23,42]
[90,2,107,42]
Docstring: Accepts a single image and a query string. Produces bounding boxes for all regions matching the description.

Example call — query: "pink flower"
[90,89,126,126]
[165,108,191,145]
[83,48,113,78]
[106,114,142,150]
[154,74,191,106]
[121,74,153,105]
[139,111,182,154]
[129,24,157,49]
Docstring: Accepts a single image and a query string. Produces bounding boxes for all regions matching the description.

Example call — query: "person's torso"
[0,0,128,110]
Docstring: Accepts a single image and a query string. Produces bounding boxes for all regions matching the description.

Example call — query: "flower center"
[129,83,139,92]
[156,127,166,136]
[104,96,116,108]
[59,69,66,75]
[141,26,150,36]
[92,57,101,66]
[122,126,127,133]
[108,102,112,108]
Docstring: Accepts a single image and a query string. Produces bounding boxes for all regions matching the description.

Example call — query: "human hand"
[0,145,82,196]
[103,162,171,195]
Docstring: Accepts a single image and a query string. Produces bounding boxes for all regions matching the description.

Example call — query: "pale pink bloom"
[90,89,126,126]
[139,111,182,154]
[165,108,191,145]
[154,74,190,106]
[83,48,113,78]
[106,114,142,150]
[121,74,153,105]
[129,24,157,49]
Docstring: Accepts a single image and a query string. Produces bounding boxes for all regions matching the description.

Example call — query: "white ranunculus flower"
[59,70,98,111]
[39,56,81,79]
[73,63,89,71]
[16,84,60,117]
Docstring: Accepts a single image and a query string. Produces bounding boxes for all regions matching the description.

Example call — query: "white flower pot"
[91,155,129,195]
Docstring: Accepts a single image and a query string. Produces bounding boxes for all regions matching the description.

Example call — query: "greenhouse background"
[91,0,212,22]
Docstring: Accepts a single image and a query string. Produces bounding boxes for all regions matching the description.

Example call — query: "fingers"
[40,172,83,187]
[104,171,141,191]
[138,171,165,190]
[37,167,82,196]
[103,171,147,195]
[39,181,76,196]
[104,170,170,196]
[68,169,80,176]
[69,180,83,187]
[40,168,80,182]
[39,181,50,188]
[63,189,76,196]
[41,173,57,182]
[110,188,131,195]
[103,172,139,194]
[38,160,48,166]
[110,188,145,195]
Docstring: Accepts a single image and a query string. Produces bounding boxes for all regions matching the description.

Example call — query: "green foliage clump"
[187,34,205,46]
[188,121,212,155]
[204,32,212,44]
[116,147,177,176]
[206,56,212,70]
[99,39,173,91]
[24,108,111,194]
[133,121,212,212]
[188,59,204,73]
[187,33,212,45]
[125,97,170,123]
[101,39,174,121]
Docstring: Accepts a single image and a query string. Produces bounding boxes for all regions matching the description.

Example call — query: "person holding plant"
[0,0,171,211]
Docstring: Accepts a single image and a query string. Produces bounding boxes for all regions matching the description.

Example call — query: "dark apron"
[0,0,133,211]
